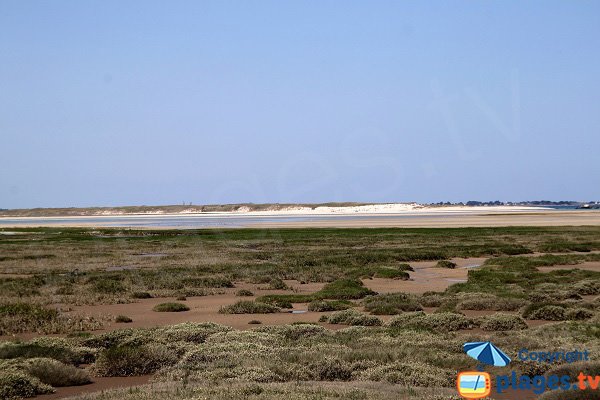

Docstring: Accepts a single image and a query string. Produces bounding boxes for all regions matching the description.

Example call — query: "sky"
[1,1,599,209]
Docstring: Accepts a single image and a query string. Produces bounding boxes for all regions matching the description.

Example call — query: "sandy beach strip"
[0,206,599,228]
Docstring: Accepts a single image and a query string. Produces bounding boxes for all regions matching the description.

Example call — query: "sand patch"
[537,261,600,273]
[363,257,486,294]
[36,375,151,400]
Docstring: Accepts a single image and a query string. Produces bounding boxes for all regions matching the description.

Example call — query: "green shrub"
[0,369,53,399]
[478,313,528,331]
[325,310,382,326]
[435,260,456,269]
[131,292,152,299]
[457,293,526,311]
[219,301,280,314]
[318,279,376,300]
[310,358,352,381]
[419,293,446,307]
[0,339,95,365]
[398,263,414,271]
[256,279,376,305]
[22,358,91,386]
[363,293,423,315]
[373,268,410,280]
[55,284,74,295]
[565,308,594,321]
[307,300,352,312]
[256,324,326,340]
[526,305,567,321]
[152,303,190,312]
[268,278,289,290]
[268,298,293,308]
[522,303,566,318]
[115,315,133,323]
[573,280,600,295]
[158,322,231,344]
[236,289,254,297]
[0,303,59,335]
[357,361,455,387]
[0,276,44,297]
[181,277,234,288]
[387,311,473,331]
[94,344,178,377]
[92,279,125,294]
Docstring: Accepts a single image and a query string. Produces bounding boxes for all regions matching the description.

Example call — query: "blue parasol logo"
[463,341,511,367]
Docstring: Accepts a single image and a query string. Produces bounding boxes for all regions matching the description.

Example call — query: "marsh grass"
[257,279,375,305]
[2,317,600,400]
[477,313,528,331]
[363,293,423,315]
[435,260,456,269]
[20,358,91,386]
[0,302,105,335]
[2,226,599,308]
[387,311,473,331]
[2,227,600,399]
[0,369,53,399]
[324,310,382,326]
[219,301,280,314]
[152,303,190,312]
[94,345,178,377]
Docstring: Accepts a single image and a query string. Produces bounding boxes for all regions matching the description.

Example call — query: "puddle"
[462,264,482,269]
[446,279,467,283]
[290,310,307,314]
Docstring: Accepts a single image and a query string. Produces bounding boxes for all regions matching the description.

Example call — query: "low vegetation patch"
[115,315,133,323]
[236,289,254,297]
[94,344,178,377]
[435,260,456,269]
[268,278,289,290]
[477,313,528,331]
[20,357,91,387]
[257,279,376,305]
[152,303,190,312]
[372,267,410,280]
[0,369,53,399]
[131,291,152,299]
[457,293,526,311]
[219,301,280,314]
[387,311,473,331]
[363,293,423,315]
[0,302,104,335]
[322,309,382,326]
[0,339,95,365]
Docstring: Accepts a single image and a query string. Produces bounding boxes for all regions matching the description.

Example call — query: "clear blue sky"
[1,1,599,208]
